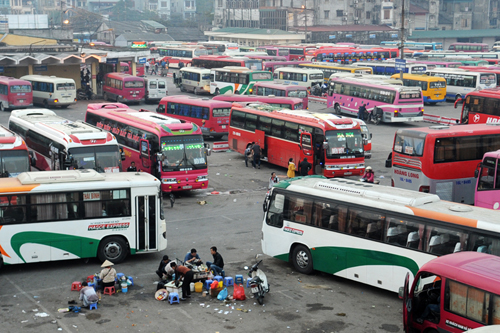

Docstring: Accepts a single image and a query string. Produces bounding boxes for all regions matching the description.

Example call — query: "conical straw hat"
[101,260,114,267]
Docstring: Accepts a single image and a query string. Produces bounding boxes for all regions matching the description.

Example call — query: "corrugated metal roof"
[409,29,500,39]
[141,20,167,29]
[210,27,295,35]
[291,25,395,32]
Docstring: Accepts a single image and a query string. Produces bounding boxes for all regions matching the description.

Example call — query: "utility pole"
[400,0,405,81]
[302,2,307,43]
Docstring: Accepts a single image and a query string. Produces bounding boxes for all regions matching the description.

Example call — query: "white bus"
[273,67,324,88]
[426,69,497,101]
[8,109,123,172]
[20,75,76,108]
[262,177,500,292]
[178,67,211,95]
[210,67,273,95]
[0,169,166,265]
[198,41,239,54]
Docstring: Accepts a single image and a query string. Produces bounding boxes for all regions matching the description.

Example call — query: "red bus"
[102,73,145,104]
[191,55,263,70]
[158,46,208,69]
[228,105,365,177]
[401,252,500,332]
[456,88,500,124]
[280,45,316,60]
[120,62,145,77]
[0,76,33,111]
[213,94,305,110]
[391,124,500,204]
[86,103,210,193]
[252,81,309,109]
[156,96,231,139]
[0,124,30,177]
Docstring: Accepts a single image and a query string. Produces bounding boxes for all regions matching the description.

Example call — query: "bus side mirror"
[474,169,479,178]
[323,141,329,150]
[120,149,125,161]
[454,98,462,108]
[29,151,36,167]
[398,287,404,299]
[64,156,73,169]
[363,139,368,146]
[204,143,211,156]
[370,133,373,139]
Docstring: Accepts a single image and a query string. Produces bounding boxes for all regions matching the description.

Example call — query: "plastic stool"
[204,279,213,290]
[246,279,251,288]
[213,275,223,283]
[235,275,244,284]
[224,277,234,287]
[71,281,82,291]
[86,275,95,283]
[168,292,180,304]
[127,276,134,286]
[89,303,97,310]
[103,286,115,295]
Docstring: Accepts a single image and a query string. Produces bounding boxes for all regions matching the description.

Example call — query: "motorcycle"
[245,259,269,305]
[77,86,95,101]
[367,107,383,125]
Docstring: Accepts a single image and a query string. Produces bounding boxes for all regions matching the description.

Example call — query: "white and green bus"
[210,67,273,95]
[0,169,166,266]
[178,67,211,95]
[262,176,500,293]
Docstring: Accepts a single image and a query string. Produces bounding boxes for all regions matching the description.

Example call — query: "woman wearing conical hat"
[97,260,117,298]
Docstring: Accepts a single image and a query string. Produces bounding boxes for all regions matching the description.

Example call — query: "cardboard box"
[210,286,223,297]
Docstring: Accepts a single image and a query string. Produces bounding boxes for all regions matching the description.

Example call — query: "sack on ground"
[233,283,246,301]
[217,287,228,301]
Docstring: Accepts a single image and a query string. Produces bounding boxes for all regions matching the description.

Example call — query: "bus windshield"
[325,129,364,157]
[56,83,75,90]
[160,135,207,171]
[310,73,324,80]
[0,150,30,177]
[245,60,263,70]
[10,85,32,93]
[69,146,121,172]
[394,132,425,156]
[480,74,496,85]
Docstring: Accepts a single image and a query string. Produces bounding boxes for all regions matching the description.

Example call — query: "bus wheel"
[215,88,220,96]
[334,104,341,115]
[292,244,313,274]
[97,236,128,263]
[455,94,462,102]
[180,85,186,92]
[194,88,198,95]
[43,100,49,108]
[103,92,108,101]
[0,102,4,111]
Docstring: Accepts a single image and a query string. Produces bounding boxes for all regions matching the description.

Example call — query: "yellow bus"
[299,63,373,82]
[390,73,446,104]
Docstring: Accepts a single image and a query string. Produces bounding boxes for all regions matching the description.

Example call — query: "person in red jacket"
[171,262,193,301]
[361,166,375,183]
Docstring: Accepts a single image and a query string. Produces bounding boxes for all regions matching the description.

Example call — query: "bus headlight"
[197,175,208,182]
[162,178,177,184]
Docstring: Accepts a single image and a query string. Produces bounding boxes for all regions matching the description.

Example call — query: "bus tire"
[194,88,198,95]
[0,102,4,111]
[291,244,313,274]
[103,92,108,101]
[60,105,69,109]
[180,85,186,92]
[43,100,49,108]
[334,104,341,115]
[97,236,128,264]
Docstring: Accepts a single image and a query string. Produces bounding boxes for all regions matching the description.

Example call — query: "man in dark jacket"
[298,157,312,176]
[206,246,224,277]
[155,255,170,279]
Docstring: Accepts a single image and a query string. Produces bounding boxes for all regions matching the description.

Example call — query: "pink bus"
[246,55,287,62]
[448,42,489,52]
[252,81,308,109]
[406,60,462,70]
[256,47,291,60]
[327,77,424,124]
[0,76,33,111]
[262,61,311,73]
[213,94,305,110]
[102,73,145,104]
[475,149,500,210]
[120,62,145,77]
[157,96,231,139]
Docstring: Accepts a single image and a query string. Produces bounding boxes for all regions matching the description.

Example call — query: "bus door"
[299,132,314,174]
[49,144,61,170]
[255,129,266,158]
[400,273,411,332]
[140,139,152,171]
[475,156,500,209]
[136,195,157,252]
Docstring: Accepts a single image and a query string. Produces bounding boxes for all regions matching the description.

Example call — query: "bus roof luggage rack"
[18,169,105,185]
[315,178,440,207]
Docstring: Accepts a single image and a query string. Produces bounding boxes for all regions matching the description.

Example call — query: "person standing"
[244,144,253,167]
[127,161,137,172]
[98,260,117,298]
[298,157,312,176]
[145,61,150,75]
[170,262,194,301]
[358,104,367,120]
[287,158,296,178]
[206,246,224,277]
[268,172,280,189]
[252,142,261,169]
[80,281,99,307]
[156,255,170,279]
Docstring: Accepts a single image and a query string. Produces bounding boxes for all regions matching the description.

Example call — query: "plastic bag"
[217,287,228,301]
[210,280,219,289]
[233,284,246,301]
